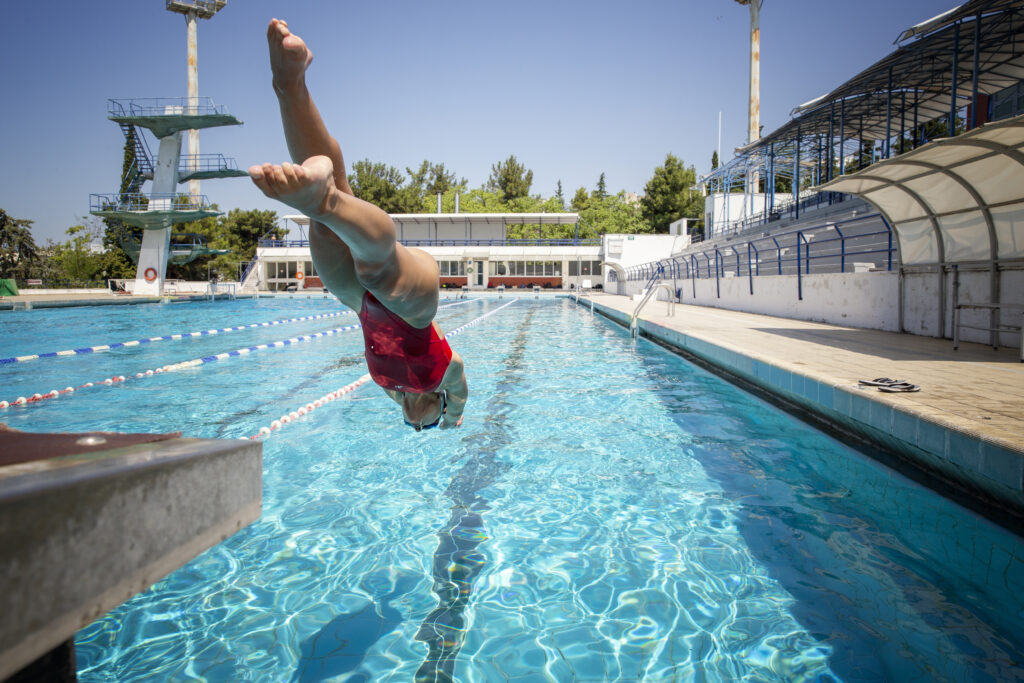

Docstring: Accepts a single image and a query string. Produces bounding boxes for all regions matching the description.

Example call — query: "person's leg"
[254,20,438,327]
[251,157,439,327]
[263,19,366,309]
[267,18,351,196]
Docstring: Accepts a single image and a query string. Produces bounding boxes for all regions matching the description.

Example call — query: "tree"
[349,159,412,213]
[0,209,40,280]
[168,207,282,281]
[578,192,649,236]
[555,180,565,208]
[486,155,533,202]
[49,223,106,283]
[571,187,589,212]
[407,160,466,197]
[711,150,719,170]
[594,173,608,200]
[640,154,703,233]
[99,125,144,279]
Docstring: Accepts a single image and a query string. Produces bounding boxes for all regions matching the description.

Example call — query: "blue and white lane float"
[0,299,483,410]
[247,298,519,439]
[0,310,361,365]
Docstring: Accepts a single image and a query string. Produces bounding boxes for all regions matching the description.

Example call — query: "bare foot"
[267,18,312,94]
[249,156,336,219]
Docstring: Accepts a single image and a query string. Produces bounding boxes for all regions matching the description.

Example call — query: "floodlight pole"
[735,0,763,197]
[187,11,199,198]
[166,1,228,197]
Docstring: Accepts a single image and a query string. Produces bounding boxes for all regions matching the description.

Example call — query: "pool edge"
[574,295,1024,524]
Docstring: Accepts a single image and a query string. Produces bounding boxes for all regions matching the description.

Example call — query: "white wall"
[705,192,794,236]
[619,265,1024,348]
[602,234,689,293]
[622,271,900,331]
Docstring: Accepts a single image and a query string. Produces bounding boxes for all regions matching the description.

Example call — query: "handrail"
[630,281,676,338]
[625,212,892,283]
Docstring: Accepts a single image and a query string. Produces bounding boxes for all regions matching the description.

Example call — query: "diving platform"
[90,193,220,231]
[107,98,242,139]
[176,154,250,182]
[166,0,226,19]
[119,231,231,265]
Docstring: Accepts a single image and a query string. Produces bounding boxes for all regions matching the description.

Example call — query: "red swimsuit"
[358,292,453,393]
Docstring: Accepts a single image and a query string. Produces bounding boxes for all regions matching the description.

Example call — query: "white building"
[244,213,680,295]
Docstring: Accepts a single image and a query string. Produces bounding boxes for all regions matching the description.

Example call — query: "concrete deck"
[0,292,253,310]
[577,292,1024,520]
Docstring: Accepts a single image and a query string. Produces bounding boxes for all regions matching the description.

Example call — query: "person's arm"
[439,352,467,428]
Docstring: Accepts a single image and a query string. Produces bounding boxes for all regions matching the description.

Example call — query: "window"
[569,260,601,276]
[437,260,467,276]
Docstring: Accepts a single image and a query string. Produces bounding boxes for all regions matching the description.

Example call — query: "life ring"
[295,271,304,281]
[465,265,474,274]
[144,267,158,282]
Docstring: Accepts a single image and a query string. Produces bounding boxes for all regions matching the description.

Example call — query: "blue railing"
[90,193,213,213]
[626,213,895,300]
[240,254,259,285]
[705,190,850,242]
[259,238,603,248]
[108,97,230,118]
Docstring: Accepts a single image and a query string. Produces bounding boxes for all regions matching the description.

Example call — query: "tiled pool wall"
[578,298,1024,528]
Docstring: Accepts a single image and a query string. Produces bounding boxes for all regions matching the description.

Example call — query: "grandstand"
[622,0,1024,348]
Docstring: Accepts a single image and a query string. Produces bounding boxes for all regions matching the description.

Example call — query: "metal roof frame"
[701,1,1024,193]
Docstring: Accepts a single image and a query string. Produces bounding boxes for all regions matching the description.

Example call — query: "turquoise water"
[2,296,1022,681]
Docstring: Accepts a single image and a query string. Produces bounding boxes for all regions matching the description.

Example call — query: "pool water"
[2,296,1022,681]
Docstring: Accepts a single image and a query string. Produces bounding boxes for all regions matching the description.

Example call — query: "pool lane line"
[246,298,519,439]
[415,305,535,681]
[0,300,486,411]
[0,310,357,365]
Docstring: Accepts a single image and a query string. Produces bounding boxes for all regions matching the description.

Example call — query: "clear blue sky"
[2,0,955,243]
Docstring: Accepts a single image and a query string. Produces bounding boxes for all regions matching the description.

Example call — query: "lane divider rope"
[246,298,519,439]
[0,299,483,410]
[0,310,356,365]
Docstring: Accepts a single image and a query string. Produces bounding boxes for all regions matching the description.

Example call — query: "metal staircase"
[118,123,154,195]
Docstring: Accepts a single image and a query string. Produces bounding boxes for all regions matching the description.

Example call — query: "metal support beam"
[971,13,981,130]
[950,21,960,135]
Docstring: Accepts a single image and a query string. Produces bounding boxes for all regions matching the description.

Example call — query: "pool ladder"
[630,282,676,338]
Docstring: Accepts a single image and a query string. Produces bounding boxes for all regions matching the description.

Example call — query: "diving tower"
[90,97,244,295]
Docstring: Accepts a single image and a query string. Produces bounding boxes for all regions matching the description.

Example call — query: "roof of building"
[818,112,1024,265]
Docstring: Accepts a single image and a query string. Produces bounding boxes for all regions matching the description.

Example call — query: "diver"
[249,18,466,431]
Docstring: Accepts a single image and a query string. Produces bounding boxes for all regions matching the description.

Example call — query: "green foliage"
[98,127,145,278]
[167,207,282,281]
[640,154,703,233]
[349,159,415,213]
[49,223,106,283]
[571,187,589,212]
[555,180,564,207]
[578,192,649,237]
[0,209,41,280]
[711,150,719,170]
[406,160,467,198]
[486,155,533,202]
[594,172,608,200]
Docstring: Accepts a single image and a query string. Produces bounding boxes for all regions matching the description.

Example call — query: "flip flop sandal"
[859,378,903,386]
[878,382,920,393]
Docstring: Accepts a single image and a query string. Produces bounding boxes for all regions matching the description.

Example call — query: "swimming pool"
[2,296,1022,681]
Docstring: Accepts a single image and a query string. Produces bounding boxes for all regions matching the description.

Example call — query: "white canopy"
[818,113,1024,265]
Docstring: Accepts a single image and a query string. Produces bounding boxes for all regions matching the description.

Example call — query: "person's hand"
[440,415,463,429]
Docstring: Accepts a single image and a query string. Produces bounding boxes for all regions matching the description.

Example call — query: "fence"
[258,238,603,248]
[625,213,895,301]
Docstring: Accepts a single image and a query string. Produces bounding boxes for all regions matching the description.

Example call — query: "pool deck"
[0,292,254,310]
[577,292,1024,521]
